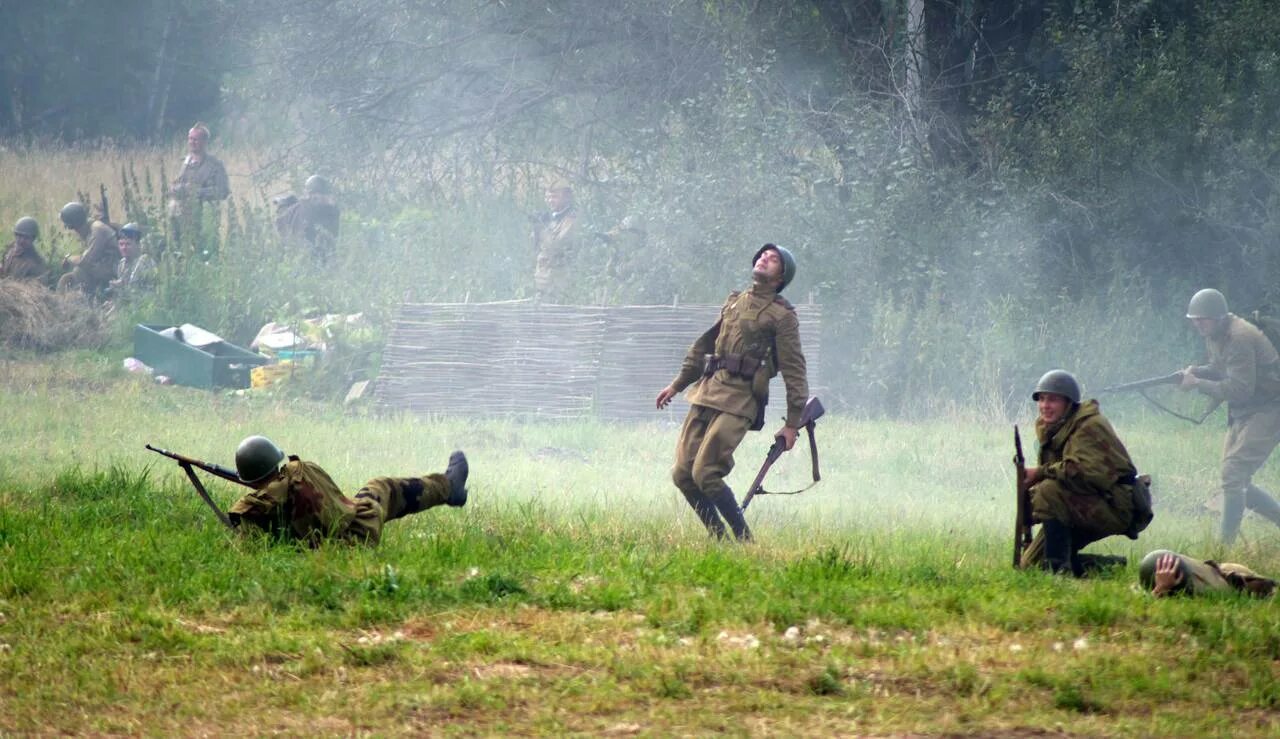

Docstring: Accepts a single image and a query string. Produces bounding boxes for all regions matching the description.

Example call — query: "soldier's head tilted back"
[751,243,796,292]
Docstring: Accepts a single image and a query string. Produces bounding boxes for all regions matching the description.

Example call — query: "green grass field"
[2,353,1278,736]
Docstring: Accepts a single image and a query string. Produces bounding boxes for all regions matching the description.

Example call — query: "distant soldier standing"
[56,202,118,297]
[169,122,230,215]
[656,244,808,541]
[1020,370,1145,575]
[1179,288,1280,544]
[275,174,341,262]
[532,182,580,303]
[0,217,48,283]
[227,436,470,546]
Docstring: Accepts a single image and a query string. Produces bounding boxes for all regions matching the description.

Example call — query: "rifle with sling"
[1099,370,1223,424]
[146,444,245,529]
[1012,426,1032,569]
[742,396,825,511]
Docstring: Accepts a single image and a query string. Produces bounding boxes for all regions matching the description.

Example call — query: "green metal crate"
[134,324,269,389]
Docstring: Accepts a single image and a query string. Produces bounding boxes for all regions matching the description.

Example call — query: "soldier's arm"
[670,321,720,393]
[1194,341,1256,404]
[773,308,809,428]
[1038,421,1121,492]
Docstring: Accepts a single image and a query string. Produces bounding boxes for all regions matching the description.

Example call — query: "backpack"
[1126,474,1154,539]
[1247,311,1280,355]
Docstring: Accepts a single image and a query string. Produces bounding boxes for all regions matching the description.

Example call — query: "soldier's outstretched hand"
[1153,552,1186,596]
[655,385,677,410]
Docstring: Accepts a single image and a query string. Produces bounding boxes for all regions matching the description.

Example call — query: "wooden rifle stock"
[1012,426,1032,569]
[145,444,243,529]
[742,396,824,511]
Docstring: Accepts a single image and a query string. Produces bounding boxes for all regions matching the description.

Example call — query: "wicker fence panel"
[375,299,822,421]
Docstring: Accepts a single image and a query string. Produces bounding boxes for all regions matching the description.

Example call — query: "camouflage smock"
[1036,399,1137,502]
[227,457,357,545]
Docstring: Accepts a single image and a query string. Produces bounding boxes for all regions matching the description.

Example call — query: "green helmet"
[1138,550,1188,593]
[13,217,38,239]
[752,243,797,292]
[235,435,286,484]
[304,175,332,195]
[60,202,88,229]
[1186,288,1228,320]
[1032,369,1081,404]
[119,223,143,240]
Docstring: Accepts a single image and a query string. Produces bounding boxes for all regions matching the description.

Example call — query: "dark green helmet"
[13,217,38,238]
[119,223,143,240]
[235,435,286,484]
[1032,369,1081,404]
[752,243,797,292]
[304,175,332,195]
[1186,288,1228,320]
[1138,550,1188,594]
[60,202,88,229]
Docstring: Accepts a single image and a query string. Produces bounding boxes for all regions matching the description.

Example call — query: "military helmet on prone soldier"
[1138,549,1189,593]
[1186,288,1228,320]
[752,243,797,292]
[235,435,286,484]
[13,217,38,238]
[119,223,143,240]
[60,202,88,229]
[304,175,332,195]
[1032,369,1081,404]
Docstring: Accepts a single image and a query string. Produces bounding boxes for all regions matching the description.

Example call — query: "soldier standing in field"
[1020,370,1145,575]
[1178,288,1280,544]
[655,244,808,541]
[1139,550,1276,597]
[168,122,230,215]
[0,217,48,283]
[275,175,341,262]
[532,182,580,303]
[55,202,118,297]
[227,436,470,546]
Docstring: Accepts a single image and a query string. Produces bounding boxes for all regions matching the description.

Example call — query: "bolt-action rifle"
[99,183,111,226]
[1099,370,1223,424]
[1012,426,1032,569]
[742,396,825,511]
[146,444,246,529]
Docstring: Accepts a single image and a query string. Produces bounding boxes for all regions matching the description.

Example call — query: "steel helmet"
[13,217,38,238]
[1032,369,1081,404]
[235,435,286,484]
[304,175,332,195]
[119,223,143,240]
[60,202,88,229]
[1138,550,1188,594]
[1186,289,1229,320]
[752,243,797,292]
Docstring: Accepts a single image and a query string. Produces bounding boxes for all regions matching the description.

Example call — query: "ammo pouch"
[704,353,771,431]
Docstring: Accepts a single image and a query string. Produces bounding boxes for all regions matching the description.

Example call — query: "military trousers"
[672,404,752,499]
[345,473,453,545]
[1020,479,1132,569]
[1220,404,1280,504]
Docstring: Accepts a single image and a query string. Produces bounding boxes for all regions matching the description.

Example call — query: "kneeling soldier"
[1020,370,1141,575]
[228,436,469,546]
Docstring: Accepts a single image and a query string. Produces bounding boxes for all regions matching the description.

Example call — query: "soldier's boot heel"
[681,490,727,539]
[445,451,469,507]
[1041,520,1074,576]
[711,488,753,542]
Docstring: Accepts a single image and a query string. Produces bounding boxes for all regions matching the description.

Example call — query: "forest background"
[5,0,1278,416]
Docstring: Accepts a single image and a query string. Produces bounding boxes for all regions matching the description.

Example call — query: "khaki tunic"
[60,221,119,294]
[670,284,809,499]
[0,240,48,282]
[174,154,231,202]
[1020,400,1137,568]
[1190,315,1280,504]
[532,207,579,302]
[227,456,452,546]
[275,195,341,259]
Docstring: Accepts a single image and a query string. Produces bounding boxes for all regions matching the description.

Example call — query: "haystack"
[0,279,109,352]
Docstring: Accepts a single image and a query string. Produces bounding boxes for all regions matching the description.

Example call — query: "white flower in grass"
[783,626,801,643]
[1009,644,1023,653]
[1073,637,1088,651]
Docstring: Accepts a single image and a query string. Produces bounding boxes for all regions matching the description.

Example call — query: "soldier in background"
[227,436,470,546]
[0,217,48,283]
[1019,370,1142,575]
[1140,550,1276,597]
[275,175,341,262]
[532,182,580,303]
[656,244,808,542]
[168,122,230,216]
[109,223,156,295]
[1178,288,1280,544]
[56,202,118,297]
